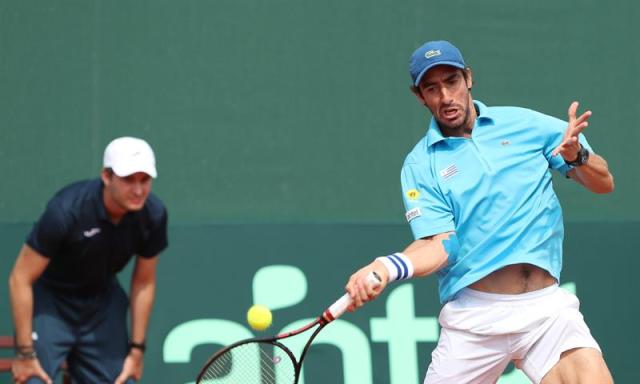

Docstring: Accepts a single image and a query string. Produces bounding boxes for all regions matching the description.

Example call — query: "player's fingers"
[567,101,579,121]
[36,371,52,384]
[356,279,369,304]
[114,372,128,384]
[575,110,592,125]
[348,278,362,307]
[360,276,374,304]
[565,118,587,139]
[364,283,376,301]
[30,364,52,384]
[345,273,360,297]
[552,142,565,157]
[352,292,363,308]
[574,121,588,135]
[345,279,354,297]
[365,275,383,299]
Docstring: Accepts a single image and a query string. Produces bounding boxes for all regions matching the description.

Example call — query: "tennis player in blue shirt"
[345,40,614,384]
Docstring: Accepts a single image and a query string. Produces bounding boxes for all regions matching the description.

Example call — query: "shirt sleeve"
[139,206,168,258]
[538,112,593,176]
[400,161,455,240]
[25,198,69,259]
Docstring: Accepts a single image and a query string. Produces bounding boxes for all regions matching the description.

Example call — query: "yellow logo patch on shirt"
[406,189,420,200]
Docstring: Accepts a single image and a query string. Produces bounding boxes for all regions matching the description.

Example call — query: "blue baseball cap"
[409,40,466,86]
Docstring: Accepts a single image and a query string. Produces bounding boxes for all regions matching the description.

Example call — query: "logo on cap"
[425,49,441,59]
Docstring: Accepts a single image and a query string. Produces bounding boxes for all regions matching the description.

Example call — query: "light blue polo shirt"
[401,100,592,303]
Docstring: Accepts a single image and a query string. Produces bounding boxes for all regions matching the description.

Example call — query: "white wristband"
[376,253,414,282]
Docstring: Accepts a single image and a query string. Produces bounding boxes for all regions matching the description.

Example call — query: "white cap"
[103,137,157,178]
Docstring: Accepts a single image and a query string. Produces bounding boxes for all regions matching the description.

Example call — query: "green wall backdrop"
[1,1,638,383]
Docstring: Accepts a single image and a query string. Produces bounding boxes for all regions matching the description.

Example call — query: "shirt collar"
[425,100,495,147]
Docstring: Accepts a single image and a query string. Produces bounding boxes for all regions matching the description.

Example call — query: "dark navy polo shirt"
[27,178,168,296]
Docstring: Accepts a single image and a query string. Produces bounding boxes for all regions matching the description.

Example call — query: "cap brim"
[414,61,466,86]
[111,164,157,178]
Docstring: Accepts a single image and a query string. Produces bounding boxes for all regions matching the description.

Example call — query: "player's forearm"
[570,153,614,194]
[402,232,453,277]
[129,278,156,345]
[8,273,35,347]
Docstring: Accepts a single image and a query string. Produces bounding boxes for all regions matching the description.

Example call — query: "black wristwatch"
[566,144,590,166]
[15,349,37,360]
[129,340,146,353]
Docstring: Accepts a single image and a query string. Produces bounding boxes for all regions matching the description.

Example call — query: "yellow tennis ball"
[247,304,272,331]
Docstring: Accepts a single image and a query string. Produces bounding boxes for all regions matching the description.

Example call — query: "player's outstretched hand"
[552,101,591,161]
[12,358,52,384]
[345,259,389,311]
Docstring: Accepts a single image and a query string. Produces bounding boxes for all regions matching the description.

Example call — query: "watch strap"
[566,144,589,166]
[129,340,146,352]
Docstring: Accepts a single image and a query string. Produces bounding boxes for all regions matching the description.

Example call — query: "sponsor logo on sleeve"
[405,207,422,222]
[406,189,420,200]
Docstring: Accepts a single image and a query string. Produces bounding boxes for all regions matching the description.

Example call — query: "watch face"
[568,146,588,166]
[578,147,589,165]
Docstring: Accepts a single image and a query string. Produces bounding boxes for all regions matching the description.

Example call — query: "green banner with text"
[1,222,636,383]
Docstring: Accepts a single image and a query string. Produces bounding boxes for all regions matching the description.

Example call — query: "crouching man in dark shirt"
[9,137,168,384]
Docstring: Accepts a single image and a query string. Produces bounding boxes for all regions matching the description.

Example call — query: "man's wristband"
[376,253,414,282]
[15,348,37,360]
[129,340,146,353]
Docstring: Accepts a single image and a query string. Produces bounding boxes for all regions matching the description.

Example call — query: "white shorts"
[424,284,601,384]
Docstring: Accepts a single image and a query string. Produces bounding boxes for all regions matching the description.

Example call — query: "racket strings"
[199,342,296,383]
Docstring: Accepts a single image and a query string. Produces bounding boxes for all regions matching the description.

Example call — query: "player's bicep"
[10,244,51,284]
[401,163,454,239]
[132,255,159,284]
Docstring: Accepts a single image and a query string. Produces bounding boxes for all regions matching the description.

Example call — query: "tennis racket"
[196,271,381,384]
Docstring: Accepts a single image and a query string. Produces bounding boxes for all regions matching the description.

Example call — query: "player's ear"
[101,168,113,185]
[410,85,427,105]
[463,67,473,90]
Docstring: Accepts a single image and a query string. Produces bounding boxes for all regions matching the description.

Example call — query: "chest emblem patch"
[83,227,101,238]
[439,164,458,180]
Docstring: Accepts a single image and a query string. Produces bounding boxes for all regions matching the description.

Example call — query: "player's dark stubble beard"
[434,87,474,136]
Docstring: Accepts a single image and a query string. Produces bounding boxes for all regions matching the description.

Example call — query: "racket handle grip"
[323,271,381,322]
